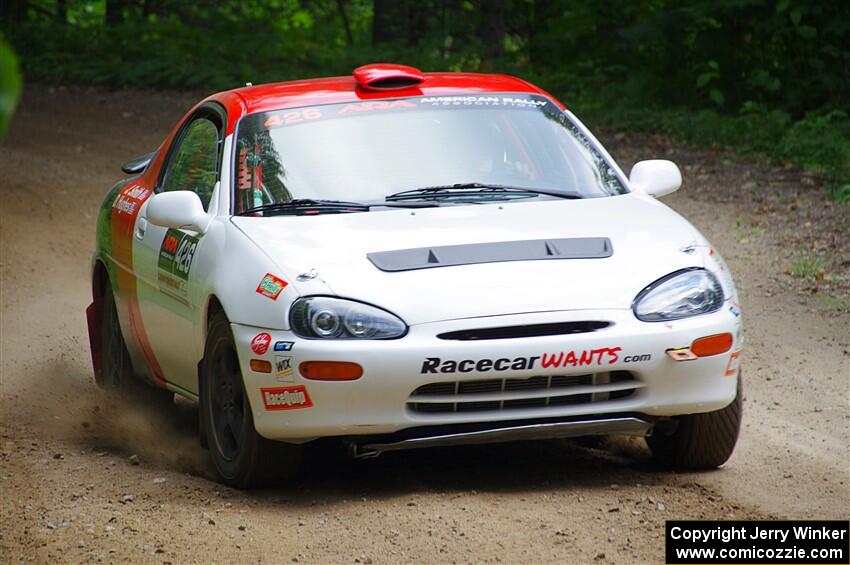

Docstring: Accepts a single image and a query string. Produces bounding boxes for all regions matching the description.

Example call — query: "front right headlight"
[289,296,407,339]
[633,268,724,322]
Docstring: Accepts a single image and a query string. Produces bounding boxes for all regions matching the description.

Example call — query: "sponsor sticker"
[274,355,293,381]
[256,273,288,300]
[420,348,652,374]
[264,107,323,128]
[157,228,199,303]
[112,183,151,216]
[419,96,547,108]
[729,302,741,318]
[251,333,272,355]
[274,341,294,351]
[261,385,312,411]
[725,351,742,376]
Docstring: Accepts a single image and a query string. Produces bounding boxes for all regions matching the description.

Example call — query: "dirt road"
[1,86,848,564]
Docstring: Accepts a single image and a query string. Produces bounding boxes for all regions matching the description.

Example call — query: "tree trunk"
[373,0,402,45]
[478,0,505,66]
[1,0,28,22]
[527,0,536,67]
[105,0,127,25]
[336,0,354,46]
[404,1,429,47]
[56,0,67,22]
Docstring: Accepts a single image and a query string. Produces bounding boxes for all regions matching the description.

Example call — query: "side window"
[161,118,220,210]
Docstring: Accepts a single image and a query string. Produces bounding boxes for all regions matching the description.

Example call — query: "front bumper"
[232,307,742,442]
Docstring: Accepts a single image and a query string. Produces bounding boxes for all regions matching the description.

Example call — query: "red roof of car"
[203,69,563,134]
[141,66,564,191]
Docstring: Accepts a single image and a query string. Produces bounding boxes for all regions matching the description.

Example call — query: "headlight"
[289,297,407,339]
[633,269,723,322]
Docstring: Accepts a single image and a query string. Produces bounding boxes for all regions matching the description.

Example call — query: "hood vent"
[437,321,611,341]
[367,237,613,272]
[353,64,424,91]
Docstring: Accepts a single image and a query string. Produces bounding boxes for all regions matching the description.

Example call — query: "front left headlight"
[289,296,407,339]
[633,268,724,322]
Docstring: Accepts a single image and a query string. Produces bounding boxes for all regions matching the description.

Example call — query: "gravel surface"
[1,86,847,564]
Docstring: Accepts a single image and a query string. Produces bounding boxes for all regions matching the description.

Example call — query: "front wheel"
[647,374,743,470]
[200,310,301,488]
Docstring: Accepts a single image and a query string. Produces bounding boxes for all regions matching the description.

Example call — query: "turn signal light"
[299,361,363,381]
[690,333,733,357]
[250,359,272,373]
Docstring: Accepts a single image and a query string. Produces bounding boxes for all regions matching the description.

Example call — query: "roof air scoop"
[353,64,424,91]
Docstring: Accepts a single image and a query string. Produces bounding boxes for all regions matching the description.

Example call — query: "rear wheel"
[647,374,743,469]
[97,283,133,391]
[97,283,173,407]
[200,310,301,488]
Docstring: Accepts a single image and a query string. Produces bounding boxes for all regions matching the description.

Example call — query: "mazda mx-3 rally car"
[87,64,743,487]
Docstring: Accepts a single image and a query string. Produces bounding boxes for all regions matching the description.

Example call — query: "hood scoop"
[353,63,424,91]
[367,237,612,272]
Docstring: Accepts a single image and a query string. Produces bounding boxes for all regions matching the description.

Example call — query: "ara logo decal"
[251,333,272,355]
[337,100,416,114]
[261,385,312,410]
[274,356,293,381]
[256,273,287,300]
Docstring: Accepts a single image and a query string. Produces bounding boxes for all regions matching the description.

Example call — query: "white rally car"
[87,64,743,487]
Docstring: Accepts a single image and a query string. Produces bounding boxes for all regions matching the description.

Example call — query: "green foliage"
[791,254,826,280]
[0,35,22,138]
[3,0,848,199]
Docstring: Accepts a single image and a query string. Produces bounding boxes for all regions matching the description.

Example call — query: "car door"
[133,107,224,393]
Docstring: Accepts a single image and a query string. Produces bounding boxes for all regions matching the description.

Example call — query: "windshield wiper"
[238,198,438,216]
[239,199,369,216]
[385,182,584,202]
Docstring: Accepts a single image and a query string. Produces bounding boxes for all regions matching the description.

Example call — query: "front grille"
[437,321,610,341]
[408,371,641,414]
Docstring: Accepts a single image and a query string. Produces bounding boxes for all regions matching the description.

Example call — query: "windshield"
[233,94,627,214]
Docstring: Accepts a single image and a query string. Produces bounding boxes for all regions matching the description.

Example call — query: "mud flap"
[86,302,102,381]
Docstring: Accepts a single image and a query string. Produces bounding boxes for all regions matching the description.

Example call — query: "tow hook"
[347,443,381,459]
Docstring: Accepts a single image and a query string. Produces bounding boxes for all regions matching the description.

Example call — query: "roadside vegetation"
[3,0,848,200]
[0,37,21,137]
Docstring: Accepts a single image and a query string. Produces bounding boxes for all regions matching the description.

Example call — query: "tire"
[200,310,301,488]
[97,283,173,407]
[647,374,743,470]
[97,283,134,391]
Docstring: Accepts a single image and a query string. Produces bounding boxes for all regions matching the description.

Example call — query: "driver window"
[161,117,220,210]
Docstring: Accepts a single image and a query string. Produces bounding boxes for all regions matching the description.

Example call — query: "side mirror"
[629,160,682,198]
[121,151,155,175]
[146,191,211,233]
